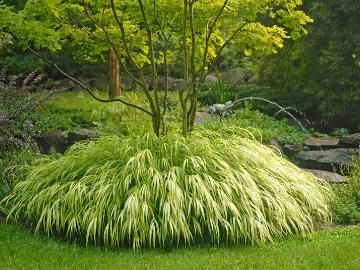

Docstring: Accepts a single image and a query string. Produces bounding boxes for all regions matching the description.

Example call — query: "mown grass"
[1,222,360,270]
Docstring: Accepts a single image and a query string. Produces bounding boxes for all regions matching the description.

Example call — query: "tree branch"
[201,0,228,79]
[81,1,145,88]
[109,0,157,115]
[109,0,143,73]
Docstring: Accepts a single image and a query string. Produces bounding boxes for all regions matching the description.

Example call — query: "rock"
[171,78,194,91]
[204,75,218,86]
[283,144,305,157]
[305,169,348,184]
[199,107,211,113]
[55,79,75,90]
[145,76,176,90]
[35,130,67,154]
[144,76,155,90]
[216,68,245,83]
[75,63,106,79]
[294,148,359,172]
[121,74,135,90]
[158,76,175,90]
[68,129,100,145]
[340,133,360,146]
[0,136,8,152]
[172,79,185,91]
[45,79,56,90]
[73,78,96,91]
[304,136,340,149]
[267,137,283,154]
[194,112,213,124]
[91,75,109,91]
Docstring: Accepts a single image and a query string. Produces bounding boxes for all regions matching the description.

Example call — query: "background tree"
[258,0,360,131]
[109,48,121,98]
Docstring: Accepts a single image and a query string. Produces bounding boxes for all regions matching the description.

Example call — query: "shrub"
[332,158,360,224]
[199,77,233,105]
[0,68,48,151]
[0,150,33,211]
[2,133,331,249]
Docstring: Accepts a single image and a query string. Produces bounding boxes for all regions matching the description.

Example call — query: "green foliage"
[1,0,26,10]
[0,54,45,73]
[30,91,180,136]
[28,89,311,147]
[32,91,308,145]
[332,158,360,224]
[200,77,233,105]
[31,106,90,132]
[3,132,331,249]
[199,109,310,145]
[330,128,349,138]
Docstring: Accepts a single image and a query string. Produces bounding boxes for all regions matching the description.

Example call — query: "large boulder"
[158,76,175,91]
[340,133,360,147]
[304,136,340,149]
[121,74,135,90]
[305,169,348,184]
[194,111,213,124]
[68,129,100,145]
[204,75,218,86]
[73,78,95,91]
[267,137,283,154]
[35,130,67,154]
[283,144,305,157]
[55,79,75,91]
[35,129,101,154]
[172,79,185,91]
[294,148,359,172]
[91,75,109,91]
[215,68,245,83]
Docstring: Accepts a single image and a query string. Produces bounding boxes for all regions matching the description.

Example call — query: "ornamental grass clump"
[2,133,332,249]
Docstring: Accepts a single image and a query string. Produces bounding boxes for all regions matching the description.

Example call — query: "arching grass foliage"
[2,133,332,249]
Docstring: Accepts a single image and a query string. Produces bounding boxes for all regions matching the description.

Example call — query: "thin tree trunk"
[109,48,121,98]
[180,0,189,136]
[186,1,197,134]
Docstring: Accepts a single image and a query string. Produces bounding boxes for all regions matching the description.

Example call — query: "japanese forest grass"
[2,131,332,249]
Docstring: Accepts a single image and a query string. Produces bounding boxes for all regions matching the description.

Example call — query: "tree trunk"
[109,48,121,98]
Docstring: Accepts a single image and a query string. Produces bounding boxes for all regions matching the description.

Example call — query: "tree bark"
[109,48,121,98]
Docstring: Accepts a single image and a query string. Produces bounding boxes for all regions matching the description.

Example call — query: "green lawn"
[1,223,359,270]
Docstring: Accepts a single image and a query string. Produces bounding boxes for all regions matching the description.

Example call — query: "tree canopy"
[0,0,312,135]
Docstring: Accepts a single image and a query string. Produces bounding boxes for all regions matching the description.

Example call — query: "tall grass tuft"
[2,133,332,249]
